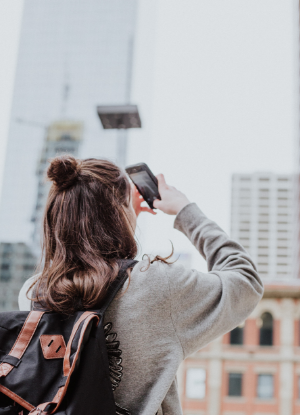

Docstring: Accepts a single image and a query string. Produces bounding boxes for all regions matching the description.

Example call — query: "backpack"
[0,259,137,415]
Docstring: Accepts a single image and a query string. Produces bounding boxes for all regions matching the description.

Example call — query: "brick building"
[178,283,300,415]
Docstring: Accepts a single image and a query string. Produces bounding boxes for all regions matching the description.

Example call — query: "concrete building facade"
[231,173,296,280]
[179,283,300,415]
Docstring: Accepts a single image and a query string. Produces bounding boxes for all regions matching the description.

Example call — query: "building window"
[257,374,274,399]
[186,368,206,399]
[1,264,10,270]
[230,326,244,345]
[228,373,243,396]
[2,244,13,253]
[259,312,273,346]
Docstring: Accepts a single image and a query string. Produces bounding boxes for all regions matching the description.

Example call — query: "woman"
[19,155,263,415]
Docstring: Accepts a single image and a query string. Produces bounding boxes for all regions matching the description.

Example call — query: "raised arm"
[153,175,264,358]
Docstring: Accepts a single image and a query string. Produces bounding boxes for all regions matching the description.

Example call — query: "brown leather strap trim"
[33,313,100,415]
[0,311,44,378]
[63,311,97,377]
[0,384,34,411]
[40,335,66,359]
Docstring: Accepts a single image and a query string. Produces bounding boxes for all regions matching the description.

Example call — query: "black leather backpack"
[0,259,137,415]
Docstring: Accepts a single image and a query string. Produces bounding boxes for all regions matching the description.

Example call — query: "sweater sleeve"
[167,203,263,358]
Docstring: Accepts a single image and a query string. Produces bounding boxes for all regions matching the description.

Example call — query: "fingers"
[153,198,163,209]
[132,185,139,196]
[131,184,138,199]
[132,185,145,202]
[140,206,157,215]
[156,174,167,191]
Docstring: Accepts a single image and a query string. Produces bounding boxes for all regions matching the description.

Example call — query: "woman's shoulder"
[133,257,190,275]
[132,258,172,276]
[130,258,189,290]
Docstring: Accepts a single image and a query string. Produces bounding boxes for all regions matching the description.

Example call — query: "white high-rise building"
[231,173,296,280]
[0,0,138,245]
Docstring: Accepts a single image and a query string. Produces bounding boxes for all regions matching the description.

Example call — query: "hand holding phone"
[125,163,190,216]
[153,174,190,215]
[125,163,161,209]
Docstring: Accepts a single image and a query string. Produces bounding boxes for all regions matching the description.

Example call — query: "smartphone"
[125,163,161,209]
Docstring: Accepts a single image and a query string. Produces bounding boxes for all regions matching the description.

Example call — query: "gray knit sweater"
[18,203,263,415]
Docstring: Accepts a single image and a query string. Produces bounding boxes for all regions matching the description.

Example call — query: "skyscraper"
[0,0,138,245]
[231,172,296,280]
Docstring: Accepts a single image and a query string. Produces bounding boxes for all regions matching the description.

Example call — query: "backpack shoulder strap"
[98,259,138,315]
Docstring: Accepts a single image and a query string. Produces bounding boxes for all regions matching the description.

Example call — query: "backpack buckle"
[29,408,43,415]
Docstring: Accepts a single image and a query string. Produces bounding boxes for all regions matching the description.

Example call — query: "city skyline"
[0,1,297,273]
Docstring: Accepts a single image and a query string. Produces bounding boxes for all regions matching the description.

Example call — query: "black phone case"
[125,163,160,209]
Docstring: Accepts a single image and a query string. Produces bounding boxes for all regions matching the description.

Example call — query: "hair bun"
[47,155,80,190]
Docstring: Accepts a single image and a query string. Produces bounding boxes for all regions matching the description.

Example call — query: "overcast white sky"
[0,0,299,270]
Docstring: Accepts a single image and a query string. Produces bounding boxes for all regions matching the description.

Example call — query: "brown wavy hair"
[30,156,137,314]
